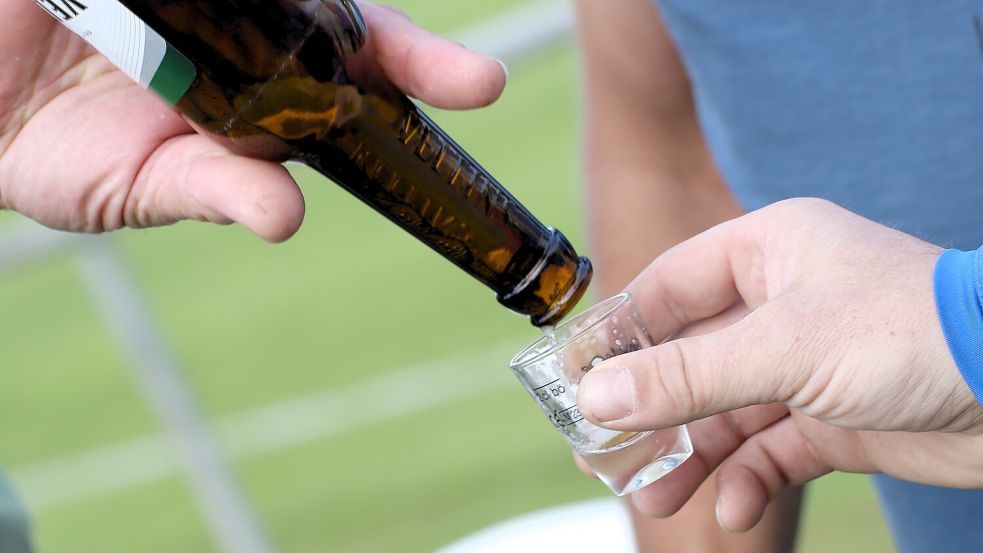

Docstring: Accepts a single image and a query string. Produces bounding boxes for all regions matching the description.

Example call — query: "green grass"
[0,257,157,466]
[33,477,212,553]
[799,473,893,553]
[384,0,529,33]
[1,2,892,552]
[242,387,601,553]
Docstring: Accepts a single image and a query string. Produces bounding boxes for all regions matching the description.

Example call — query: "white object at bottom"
[435,498,636,553]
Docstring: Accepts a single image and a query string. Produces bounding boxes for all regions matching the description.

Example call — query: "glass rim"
[510,292,632,369]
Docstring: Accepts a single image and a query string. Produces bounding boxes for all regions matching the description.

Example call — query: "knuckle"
[642,340,701,424]
[762,196,834,219]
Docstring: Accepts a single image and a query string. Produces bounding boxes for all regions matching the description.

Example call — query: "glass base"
[581,427,693,496]
[614,452,692,496]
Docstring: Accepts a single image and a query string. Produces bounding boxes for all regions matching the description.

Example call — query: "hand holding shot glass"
[510,293,692,496]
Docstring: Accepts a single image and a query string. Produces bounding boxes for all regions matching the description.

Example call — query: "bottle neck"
[299,95,591,326]
[496,230,594,327]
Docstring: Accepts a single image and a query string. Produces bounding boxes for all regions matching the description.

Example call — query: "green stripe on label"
[148,44,196,105]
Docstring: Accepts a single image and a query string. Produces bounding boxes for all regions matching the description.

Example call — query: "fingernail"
[496,59,510,85]
[581,367,635,422]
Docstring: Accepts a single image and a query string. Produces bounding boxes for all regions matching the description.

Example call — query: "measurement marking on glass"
[546,403,584,428]
[563,417,585,427]
[532,379,560,391]
[533,378,568,403]
[561,405,584,426]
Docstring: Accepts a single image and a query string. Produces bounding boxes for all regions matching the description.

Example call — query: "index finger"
[360,2,508,109]
[624,210,772,344]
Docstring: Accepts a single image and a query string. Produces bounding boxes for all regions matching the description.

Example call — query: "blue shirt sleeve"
[934,247,983,406]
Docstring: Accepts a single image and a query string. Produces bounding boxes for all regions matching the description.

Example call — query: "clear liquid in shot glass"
[579,430,690,496]
[539,325,690,495]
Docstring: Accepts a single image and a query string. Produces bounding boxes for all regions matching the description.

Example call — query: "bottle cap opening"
[530,255,592,327]
[497,229,593,327]
[338,0,367,53]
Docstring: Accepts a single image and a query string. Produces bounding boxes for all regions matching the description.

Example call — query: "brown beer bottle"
[38,0,591,327]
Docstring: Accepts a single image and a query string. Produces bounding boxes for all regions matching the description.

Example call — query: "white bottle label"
[36,0,196,105]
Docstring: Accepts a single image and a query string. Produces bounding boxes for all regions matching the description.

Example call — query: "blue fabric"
[934,248,983,405]
[654,0,983,249]
[872,474,983,553]
[651,0,983,549]
[0,473,32,553]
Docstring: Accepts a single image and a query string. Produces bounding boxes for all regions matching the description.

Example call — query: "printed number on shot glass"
[532,379,585,428]
[534,379,566,402]
[549,406,585,428]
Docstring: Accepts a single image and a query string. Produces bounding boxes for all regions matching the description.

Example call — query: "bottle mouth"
[338,0,367,54]
[496,229,593,327]
[530,256,592,327]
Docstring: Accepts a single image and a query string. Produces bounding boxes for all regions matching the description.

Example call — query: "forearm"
[575,0,740,295]
[584,139,740,296]
[575,3,795,552]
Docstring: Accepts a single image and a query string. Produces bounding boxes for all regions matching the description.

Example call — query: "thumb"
[128,134,305,242]
[577,305,807,430]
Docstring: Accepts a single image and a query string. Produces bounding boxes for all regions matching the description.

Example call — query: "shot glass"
[510,293,692,496]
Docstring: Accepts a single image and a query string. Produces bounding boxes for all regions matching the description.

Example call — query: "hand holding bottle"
[1,1,506,240]
[576,198,983,531]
